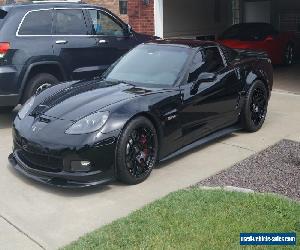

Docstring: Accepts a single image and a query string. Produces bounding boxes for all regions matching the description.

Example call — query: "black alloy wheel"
[250,86,267,127]
[241,80,268,132]
[116,116,158,185]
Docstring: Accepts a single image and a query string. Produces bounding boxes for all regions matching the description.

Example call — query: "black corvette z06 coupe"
[9,40,273,188]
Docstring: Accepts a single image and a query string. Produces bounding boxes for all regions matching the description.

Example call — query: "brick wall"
[128,0,154,35]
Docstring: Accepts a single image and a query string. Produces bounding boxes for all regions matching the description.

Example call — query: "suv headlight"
[18,96,35,119]
[65,111,109,135]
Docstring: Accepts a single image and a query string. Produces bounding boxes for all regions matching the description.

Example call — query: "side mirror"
[190,72,215,95]
[265,35,274,42]
[124,24,133,37]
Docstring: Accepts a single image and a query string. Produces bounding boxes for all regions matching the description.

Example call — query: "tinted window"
[104,44,191,86]
[0,9,7,19]
[19,10,52,35]
[54,9,87,35]
[220,23,275,41]
[188,51,205,83]
[0,9,8,28]
[87,9,124,36]
[204,47,224,73]
[221,46,237,63]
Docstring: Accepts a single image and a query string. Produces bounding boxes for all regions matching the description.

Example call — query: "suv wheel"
[22,73,59,104]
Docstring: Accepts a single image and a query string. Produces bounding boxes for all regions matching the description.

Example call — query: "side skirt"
[160,125,242,163]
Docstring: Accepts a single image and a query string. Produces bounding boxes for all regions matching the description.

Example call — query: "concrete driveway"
[273,64,300,94]
[0,86,300,248]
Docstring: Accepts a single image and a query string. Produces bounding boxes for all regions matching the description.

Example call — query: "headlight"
[18,96,35,119]
[65,111,109,135]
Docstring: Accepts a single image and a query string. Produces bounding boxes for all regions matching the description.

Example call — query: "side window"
[203,47,224,73]
[221,46,237,64]
[54,9,87,35]
[188,51,205,83]
[87,9,124,36]
[19,10,52,35]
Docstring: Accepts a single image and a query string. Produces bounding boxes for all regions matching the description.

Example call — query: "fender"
[18,61,68,102]
[101,89,182,159]
[243,66,272,97]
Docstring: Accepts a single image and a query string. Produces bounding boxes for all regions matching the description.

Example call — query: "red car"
[218,23,295,65]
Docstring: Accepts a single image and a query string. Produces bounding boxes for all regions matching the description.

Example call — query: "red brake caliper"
[140,134,148,159]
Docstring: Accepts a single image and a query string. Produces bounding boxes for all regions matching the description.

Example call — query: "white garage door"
[161,0,232,39]
[244,1,271,23]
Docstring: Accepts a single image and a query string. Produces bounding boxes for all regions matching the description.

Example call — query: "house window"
[232,0,241,24]
[119,0,128,15]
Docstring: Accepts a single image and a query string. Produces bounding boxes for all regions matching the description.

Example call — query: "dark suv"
[0,1,154,108]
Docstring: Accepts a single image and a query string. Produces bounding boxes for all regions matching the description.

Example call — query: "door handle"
[98,39,108,44]
[55,40,68,44]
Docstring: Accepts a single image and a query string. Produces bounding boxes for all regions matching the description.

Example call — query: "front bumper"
[9,151,115,188]
[9,129,120,188]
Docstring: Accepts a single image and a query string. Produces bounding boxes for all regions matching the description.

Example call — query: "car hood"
[30,80,156,121]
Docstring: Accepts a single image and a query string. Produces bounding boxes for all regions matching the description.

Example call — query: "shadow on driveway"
[0,108,18,130]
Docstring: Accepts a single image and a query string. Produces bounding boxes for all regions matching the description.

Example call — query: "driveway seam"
[218,142,256,153]
[0,214,46,250]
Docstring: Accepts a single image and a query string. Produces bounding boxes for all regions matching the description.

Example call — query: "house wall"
[127,0,155,35]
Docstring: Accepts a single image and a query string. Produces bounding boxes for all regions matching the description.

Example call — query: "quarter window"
[221,45,237,64]
[87,10,124,36]
[54,9,87,35]
[19,10,52,35]
[203,47,224,72]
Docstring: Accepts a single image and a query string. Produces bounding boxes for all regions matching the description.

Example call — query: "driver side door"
[84,9,139,68]
[179,46,242,146]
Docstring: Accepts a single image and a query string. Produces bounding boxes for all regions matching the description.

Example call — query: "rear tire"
[241,80,268,132]
[116,116,158,185]
[22,73,59,104]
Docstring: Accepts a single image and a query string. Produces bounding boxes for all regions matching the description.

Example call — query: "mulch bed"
[196,139,300,201]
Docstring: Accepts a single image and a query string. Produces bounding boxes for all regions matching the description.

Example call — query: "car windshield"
[104,44,191,86]
[220,23,273,41]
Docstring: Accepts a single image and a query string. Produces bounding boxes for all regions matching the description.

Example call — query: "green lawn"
[63,189,300,250]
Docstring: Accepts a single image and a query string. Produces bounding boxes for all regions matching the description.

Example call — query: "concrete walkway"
[0,90,299,250]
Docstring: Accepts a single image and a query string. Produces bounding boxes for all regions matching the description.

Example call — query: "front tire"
[241,80,268,132]
[116,116,158,185]
[22,73,59,104]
